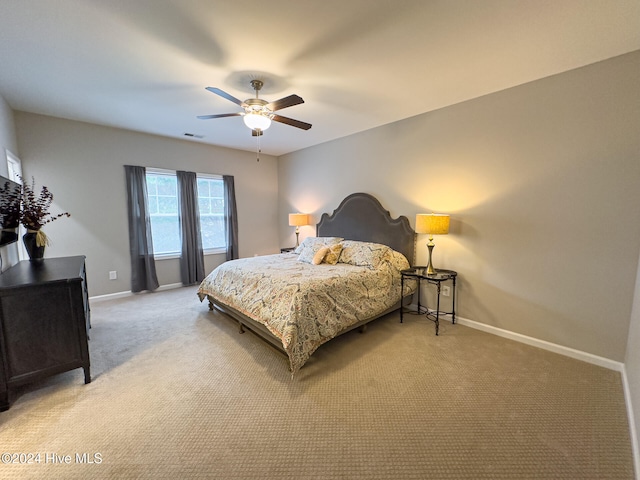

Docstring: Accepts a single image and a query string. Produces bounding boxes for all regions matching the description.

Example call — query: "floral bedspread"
[197,249,414,373]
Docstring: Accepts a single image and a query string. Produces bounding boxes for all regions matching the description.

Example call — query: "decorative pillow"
[294,236,344,254]
[298,242,329,264]
[322,243,343,265]
[312,246,330,265]
[338,240,391,269]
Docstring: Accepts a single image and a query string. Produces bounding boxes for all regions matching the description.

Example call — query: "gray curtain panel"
[223,175,239,261]
[124,165,159,293]
[177,170,205,285]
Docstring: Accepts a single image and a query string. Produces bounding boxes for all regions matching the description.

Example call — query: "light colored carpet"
[0,286,633,479]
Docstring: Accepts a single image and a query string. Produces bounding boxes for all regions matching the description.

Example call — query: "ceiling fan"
[198,79,312,136]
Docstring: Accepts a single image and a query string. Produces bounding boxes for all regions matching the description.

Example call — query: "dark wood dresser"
[0,256,90,411]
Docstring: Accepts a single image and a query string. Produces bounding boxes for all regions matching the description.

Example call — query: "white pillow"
[298,242,328,264]
[294,236,344,254]
[338,240,391,269]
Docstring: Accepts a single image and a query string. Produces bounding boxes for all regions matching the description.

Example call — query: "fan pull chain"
[256,130,261,162]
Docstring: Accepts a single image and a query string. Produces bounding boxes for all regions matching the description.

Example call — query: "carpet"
[0,286,633,479]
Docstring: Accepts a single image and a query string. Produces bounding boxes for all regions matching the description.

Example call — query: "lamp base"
[426,239,436,275]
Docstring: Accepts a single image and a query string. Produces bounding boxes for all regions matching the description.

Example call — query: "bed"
[197,192,416,373]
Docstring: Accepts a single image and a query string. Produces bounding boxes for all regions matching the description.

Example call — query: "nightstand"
[280,247,295,253]
[400,267,457,335]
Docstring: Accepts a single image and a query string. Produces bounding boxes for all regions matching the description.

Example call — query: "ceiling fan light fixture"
[243,112,271,131]
[200,79,311,134]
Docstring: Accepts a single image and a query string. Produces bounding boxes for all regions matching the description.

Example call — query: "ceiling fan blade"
[251,129,264,137]
[197,113,242,120]
[205,87,247,107]
[267,94,304,111]
[272,114,312,130]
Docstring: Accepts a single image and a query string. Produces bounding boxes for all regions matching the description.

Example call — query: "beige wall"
[278,51,640,363]
[14,113,280,296]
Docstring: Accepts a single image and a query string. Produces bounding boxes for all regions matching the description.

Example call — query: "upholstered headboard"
[316,192,416,265]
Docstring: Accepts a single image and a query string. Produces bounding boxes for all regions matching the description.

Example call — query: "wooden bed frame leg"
[359,324,368,334]
[238,322,245,334]
[208,300,214,311]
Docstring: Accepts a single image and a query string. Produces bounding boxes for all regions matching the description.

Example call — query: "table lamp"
[415,213,450,275]
[288,213,310,247]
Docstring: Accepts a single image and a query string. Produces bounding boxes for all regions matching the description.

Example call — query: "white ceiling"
[0,0,639,157]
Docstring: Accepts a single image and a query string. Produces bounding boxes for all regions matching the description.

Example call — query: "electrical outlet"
[442,285,451,297]
[109,271,117,280]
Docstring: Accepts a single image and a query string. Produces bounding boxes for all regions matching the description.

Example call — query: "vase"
[23,231,45,262]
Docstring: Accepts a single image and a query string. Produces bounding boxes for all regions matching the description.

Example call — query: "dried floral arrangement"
[20,176,70,246]
[0,179,21,229]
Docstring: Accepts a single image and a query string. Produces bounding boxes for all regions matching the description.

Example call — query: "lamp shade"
[288,213,310,227]
[415,213,450,235]
[243,112,271,131]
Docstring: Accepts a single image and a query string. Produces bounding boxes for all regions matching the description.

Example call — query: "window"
[197,176,225,251]
[6,151,26,260]
[146,172,180,256]
[146,170,225,257]
[6,150,22,183]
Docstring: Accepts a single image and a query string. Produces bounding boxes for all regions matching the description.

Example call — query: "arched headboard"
[316,192,415,265]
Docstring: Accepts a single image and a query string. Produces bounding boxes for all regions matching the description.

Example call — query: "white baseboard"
[621,365,640,480]
[406,304,623,370]
[89,282,184,302]
[454,315,624,371]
